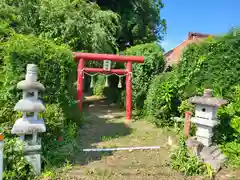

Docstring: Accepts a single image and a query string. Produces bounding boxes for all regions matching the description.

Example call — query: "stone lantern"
[189,89,227,147]
[187,89,228,172]
[11,64,46,175]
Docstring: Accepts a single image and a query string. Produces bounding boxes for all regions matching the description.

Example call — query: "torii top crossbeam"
[73,52,144,63]
[73,52,144,120]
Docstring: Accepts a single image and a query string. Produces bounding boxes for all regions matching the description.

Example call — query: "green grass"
[58,97,240,180]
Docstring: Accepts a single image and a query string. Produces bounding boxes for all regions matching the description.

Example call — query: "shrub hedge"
[144,72,179,127]
[215,85,240,168]
[145,30,240,168]
[0,32,83,131]
[145,32,240,123]
[0,33,81,178]
[176,33,240,99]
[0,33,78,124]
[123,43,165,112]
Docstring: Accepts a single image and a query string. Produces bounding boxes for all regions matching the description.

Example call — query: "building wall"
[164,32,211,69]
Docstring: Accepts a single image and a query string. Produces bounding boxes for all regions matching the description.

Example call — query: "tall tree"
[1,0,120,53]
[1,0,166,52]
[94,0,166,50]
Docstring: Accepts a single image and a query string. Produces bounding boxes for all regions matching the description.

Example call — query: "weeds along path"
[64,96,218,180]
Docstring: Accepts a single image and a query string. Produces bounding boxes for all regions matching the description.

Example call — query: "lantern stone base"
[197,136,212,147]
[24,153,41,175]
[22,137,42,175]
[191,117,219,147]
[186,137,227,173]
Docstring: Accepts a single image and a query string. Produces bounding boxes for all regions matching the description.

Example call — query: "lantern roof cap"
[14,99,45,112]
[189,89,228,107]
[11,118,46,134]
[17,80,45,91]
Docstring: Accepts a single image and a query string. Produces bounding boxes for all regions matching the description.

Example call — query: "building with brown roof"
[164,32,212,70]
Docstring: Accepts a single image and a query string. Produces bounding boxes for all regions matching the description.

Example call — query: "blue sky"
[160,0,240,51]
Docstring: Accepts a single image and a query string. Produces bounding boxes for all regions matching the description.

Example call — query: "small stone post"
[0,133,4,180]
[11,64,46,175]
[187,89,228,172]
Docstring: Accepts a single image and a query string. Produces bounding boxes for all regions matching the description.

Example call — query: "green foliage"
[176,32,240,99]
[170,136,213,177]
[118,90,126,108]
[145,30,240,127]
[0,0,35,37]
[221,141,240,169]
[42,122,78,168]
[0,33,78,136]
[0,103,19,129]
[0,33,80,178]
[93,75,106,97]
[39,0,120,52]
[3,122,78,179]
[231,117,240,134]
[0,3,16,42]
[214,86,240,142]
[213,85,240,168]
[1,33,75,106]
[0,0,169,178]
[2,106,78,179]
[3,138,35,180]
[159,31,240,169]
[95,0,167,50]
[144,72,178,127]
[40,104,66,138]
[143,31,240,172]
[1,0,120,53]
[124,43,165,111]
[178,100,194,118]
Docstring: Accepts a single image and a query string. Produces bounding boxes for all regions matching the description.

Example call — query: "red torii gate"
[73,52,144,120]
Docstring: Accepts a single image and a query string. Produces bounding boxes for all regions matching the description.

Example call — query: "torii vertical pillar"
[126,62,132,120]
[77,58,84,112]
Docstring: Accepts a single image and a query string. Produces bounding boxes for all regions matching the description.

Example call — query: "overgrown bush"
[1,0,120,53]
[0,33,80,178]
[178,100,194,118]
[144,30,240,172]
[40,104,66,139]
[221,141,240,168]
[93,75,106,97]
[170,136,213,177]
[42,122,78,169]
[176,32,240,99]
[123,43,165,112]
[214,85,240,168]
[145,31,240,127]
[0,33,77,122]
[144,72,179,127]
[3,137,35,180]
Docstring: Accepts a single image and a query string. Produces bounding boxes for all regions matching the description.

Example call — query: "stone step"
[200,146,217,160]
[215,153,227,163]
[200,145,218,156]
[212,149,222,159]
[200,153,214,161]
[204,159,221,173]
[209,145,219,154]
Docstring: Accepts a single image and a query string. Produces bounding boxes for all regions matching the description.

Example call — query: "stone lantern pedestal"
[187,89,228,172]
[11,64,46,175]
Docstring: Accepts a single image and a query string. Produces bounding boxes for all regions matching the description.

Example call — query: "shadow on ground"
[72,98,133,166]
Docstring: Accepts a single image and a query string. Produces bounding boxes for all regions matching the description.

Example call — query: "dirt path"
[64,97,238,180]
